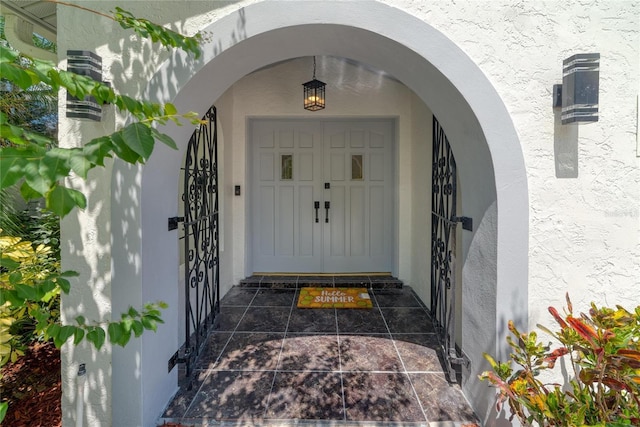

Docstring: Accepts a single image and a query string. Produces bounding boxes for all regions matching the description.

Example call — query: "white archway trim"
[111,1,529,424]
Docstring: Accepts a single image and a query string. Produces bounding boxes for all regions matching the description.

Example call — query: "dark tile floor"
[160,286,479,426]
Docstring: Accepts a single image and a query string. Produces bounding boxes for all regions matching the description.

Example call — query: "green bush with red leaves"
[480,294,640,426]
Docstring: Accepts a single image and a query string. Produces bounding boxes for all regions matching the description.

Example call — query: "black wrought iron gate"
[430,115,465,382]
[170,105,220,384]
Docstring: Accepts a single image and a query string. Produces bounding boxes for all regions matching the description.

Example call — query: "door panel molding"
[250,118,394,273]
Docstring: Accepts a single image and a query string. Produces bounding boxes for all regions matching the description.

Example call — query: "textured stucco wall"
[410,0,640,332]
[57,1,639,426]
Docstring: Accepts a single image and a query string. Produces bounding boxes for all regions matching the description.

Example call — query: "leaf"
[40,148,73,183]
[15,283,38,300]
[93,81,115,104]
[60,271,80,278]
[86,327,106,350]
[83,137,114,167]
[0,61,34,89]
[122,123,155,159]
[23,160,50,196]
[56,277,71,294]
[0,401,7,424]
[108,322,123,345]
[69,150,92,179]
[20,181,43,201]
[46,185,87,217]
[0,151,27,189]
[111,131,142,164]
[54,325,76,348]
[150,128,178,150]
[141,316,157,332]
[0,257,20,270]
[131,320,144,337]
[566,316,598,346]
[548,306,568,329]
[8,271,22,285]
[73,328,85,345]
[164,103,177,116]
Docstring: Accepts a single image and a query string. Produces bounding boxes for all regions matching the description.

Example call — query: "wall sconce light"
[553,53,600,124]
[66,50,105,121]
[302,56,326,111]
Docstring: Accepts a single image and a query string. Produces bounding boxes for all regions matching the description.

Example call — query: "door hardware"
[168,216,184,231]
[324,182,330,189]
[325,201,330,223]
[314,201,320,223]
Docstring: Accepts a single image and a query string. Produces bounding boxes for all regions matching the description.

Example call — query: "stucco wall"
[415,0,640,331]
[57,1,639,426]
[218,56,415,283]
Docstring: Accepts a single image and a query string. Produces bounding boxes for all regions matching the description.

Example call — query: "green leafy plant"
[480,294,640,426]
[0,6,204,421]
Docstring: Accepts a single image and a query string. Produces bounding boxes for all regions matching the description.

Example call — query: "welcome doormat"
[297,287,372,309]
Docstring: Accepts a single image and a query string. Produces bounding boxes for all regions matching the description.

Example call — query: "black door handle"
[325,201,330,223]
[314,201,320,223]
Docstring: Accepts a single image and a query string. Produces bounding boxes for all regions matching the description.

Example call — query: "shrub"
[480,294,640,426]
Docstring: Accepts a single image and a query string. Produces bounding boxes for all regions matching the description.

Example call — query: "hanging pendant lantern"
[302,56,326,111]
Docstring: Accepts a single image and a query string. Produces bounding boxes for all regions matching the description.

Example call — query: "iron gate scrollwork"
[430,115,462,382]
[181,105,220,384]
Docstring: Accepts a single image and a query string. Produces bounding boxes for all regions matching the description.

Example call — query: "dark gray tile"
[195,332,232,369]
[409,373,478,423]
[333,276,370,286]
[373,288,423,308]
[239,275,263,287]
[236,306,290,332]
[297,275,334,283]
[343,372,425,422]
[298,280,334,288]
[369,276,403,289]
[216,306,247,331]
[251,289,295,307]
[260,276,299,288]
[162,369,208,418]
[393,333,444,372]
[288,307,337,333]
[339,335,401,372]
[278,334,340,371]
[381,307,434,333]
[184,370,275,420]
[265,372,344,420]
[215,332,284,371]
[221,287,257,306]
[337,308,388,334]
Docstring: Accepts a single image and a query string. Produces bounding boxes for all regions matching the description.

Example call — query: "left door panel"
[251,120,323,272]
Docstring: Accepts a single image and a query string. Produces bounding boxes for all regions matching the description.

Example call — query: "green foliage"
[480,294,640,426]
[113,7,202,59]
[0,232,61,364]
[0,230,169,357]
[0,7,204,423]
[0,44,203,216]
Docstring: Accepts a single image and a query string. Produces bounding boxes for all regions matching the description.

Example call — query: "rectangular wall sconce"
[66,50,104,121]
[554,53,600,125]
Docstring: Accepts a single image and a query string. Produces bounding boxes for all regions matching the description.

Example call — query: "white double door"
[250,119,394,273]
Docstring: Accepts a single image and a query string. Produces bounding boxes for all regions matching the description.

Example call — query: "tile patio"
[160,285,479,426]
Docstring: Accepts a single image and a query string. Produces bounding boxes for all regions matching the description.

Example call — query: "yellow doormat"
[297,287,372,309]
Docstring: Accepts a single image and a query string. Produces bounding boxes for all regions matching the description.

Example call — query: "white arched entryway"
[110,1,528,425]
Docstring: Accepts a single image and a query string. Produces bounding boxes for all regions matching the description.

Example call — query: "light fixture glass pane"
[351,155,363,180]
[281,154,293,180]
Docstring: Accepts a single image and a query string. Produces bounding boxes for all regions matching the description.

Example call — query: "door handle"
[325,201,330,223]
[314,201,320,223]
